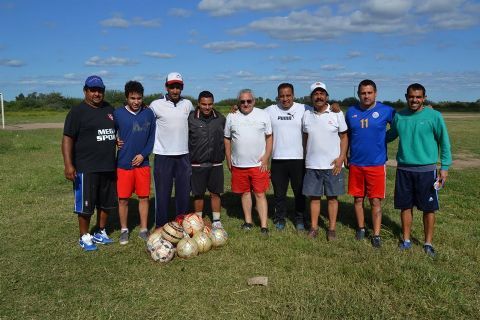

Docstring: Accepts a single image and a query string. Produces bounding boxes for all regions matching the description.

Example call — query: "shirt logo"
[107,113,114,121]
[372,112,379,119]
[97,128,116,141]
[352,114,358,118]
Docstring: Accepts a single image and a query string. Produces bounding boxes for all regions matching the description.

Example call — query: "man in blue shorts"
[62,75,117,251]
[188,91,226,228]
[387,83,451,257]
[346,79,395,248]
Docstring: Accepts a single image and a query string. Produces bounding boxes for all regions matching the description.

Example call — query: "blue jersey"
[114,106,156,169]
[346,102,395,166]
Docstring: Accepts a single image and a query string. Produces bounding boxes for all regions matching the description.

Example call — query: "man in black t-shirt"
[62,75,118,251]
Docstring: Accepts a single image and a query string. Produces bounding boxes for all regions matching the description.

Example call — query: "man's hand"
[258,155,269,172]
[230,105,239,113]
[64,164,76,181]
[132,154,144,167]
[117,138,124,149]
[330,102,341,113]
[331,157,344,175]
[439,169,448,185]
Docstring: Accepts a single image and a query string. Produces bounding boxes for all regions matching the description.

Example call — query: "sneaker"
[371,235,382,248]
[355,228,366,241]
[138,230,150,241]
[241,222,253,230]
[295,223,305,231]
[275,221,285,231]
[119,230,129,245]
[260,227,269,236]
[423,244,436,257]
[399,240,412,251]
[79,233,97,251]
[327,230,337,241]
[92,229,114,245]
[307,228,318,239]
[212,220,224,229]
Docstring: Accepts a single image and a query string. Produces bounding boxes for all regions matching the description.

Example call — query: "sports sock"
[121,228,129,233]
[195,212,203,218]
[212,212,221,221]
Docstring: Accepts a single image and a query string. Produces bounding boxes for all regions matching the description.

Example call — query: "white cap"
[310,81,328,95]
[166,72,184,85]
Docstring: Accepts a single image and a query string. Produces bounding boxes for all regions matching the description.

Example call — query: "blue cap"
[84,75,105,89]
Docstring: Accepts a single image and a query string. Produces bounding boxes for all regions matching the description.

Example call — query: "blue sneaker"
[92,229,114,245]
[355,228,366,240]
[399,240,412,250]
[275,221,285,231]
[79,233,98,251]
[423,244,436,257]
[371,235,382,248]
[295,223,305,231]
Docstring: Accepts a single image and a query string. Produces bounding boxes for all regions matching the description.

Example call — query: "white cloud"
[198,0,320,16]
[144,51,175,59]
[321,64,345,71]
[101,17,129,28]
[100,15,160,28]
[85,56,138,66]
[375,53,403,62]
[169,8,192,17]
[203,41,278,53]
[347,51,362,58]
[0,59,25,67]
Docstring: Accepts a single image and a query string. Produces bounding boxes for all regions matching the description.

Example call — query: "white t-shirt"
[265,102,312,160]
[149,96,194,155]
[224,108,272,168]
[302,105,348,169]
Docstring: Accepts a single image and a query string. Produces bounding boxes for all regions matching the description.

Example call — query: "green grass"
[0,115,479,319]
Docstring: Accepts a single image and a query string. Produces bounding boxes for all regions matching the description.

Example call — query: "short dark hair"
[198,90,214,102]
[406,83,426,96]
[124,80,144,97]
[357,79,377,93]
[277,83,294,95]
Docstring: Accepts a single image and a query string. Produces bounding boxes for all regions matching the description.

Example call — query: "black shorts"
[394,169,439,212]
[191,165,224,196]
[73,172,118,215]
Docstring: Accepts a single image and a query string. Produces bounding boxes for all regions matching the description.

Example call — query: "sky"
[1,0,480,103]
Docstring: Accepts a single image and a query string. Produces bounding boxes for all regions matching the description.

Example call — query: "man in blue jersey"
[346,79,395,248]
[114,81,156,245]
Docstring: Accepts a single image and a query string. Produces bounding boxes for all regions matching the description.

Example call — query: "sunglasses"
[239,99,253,105]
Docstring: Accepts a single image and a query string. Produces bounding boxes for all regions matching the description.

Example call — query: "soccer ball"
[203,225,212,235]
[192,231,212,253]
[176,237,199,259]
[175,214,186,226]
[146,230,163,253]
[161,221,185,244]
[210,227,228,248]
[150,239,175,263]
[182,213,205,236]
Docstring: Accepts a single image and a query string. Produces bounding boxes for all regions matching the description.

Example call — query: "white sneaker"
[79,233,97,251]
[212,221,223,229]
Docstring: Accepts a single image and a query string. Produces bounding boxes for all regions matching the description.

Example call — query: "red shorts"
[231,166,270,193]
[117,166,151,198]
[348,165,386,199]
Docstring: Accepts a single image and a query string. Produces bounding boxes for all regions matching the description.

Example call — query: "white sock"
[121,228,129,233]
[195,212,203,218]
[212,212,221,221]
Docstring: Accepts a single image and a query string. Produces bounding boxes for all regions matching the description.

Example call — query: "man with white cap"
[302,82,348,240]
[149,72,194,228]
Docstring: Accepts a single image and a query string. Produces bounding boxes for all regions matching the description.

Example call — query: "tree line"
[4,91,480,112]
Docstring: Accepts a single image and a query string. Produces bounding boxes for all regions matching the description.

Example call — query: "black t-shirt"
[63,101,116,173]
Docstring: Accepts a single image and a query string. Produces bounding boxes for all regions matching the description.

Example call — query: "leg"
[193,195,205,214]
[210,192,221,213]
[369,197,382,236]
[118,198,129,230]
[138,197,149,230]
[290,160,307,225]
[254,192,268,228]
[154,155,174,227]
[270,160,289,224]
[78,214,91,236]
[241,192,253,224]
[423,212,435,244]
[401,208,413,241]
[327,196,338,231]
[174,154,192,216]
[309,197,321,230]
[354,197,365,229]
[98,209,109,230]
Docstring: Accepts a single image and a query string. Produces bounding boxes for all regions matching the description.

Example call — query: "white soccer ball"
[161,221,185,244]
[192,232,212,253]
[146,230,163,253]
[210,227,228,248]
[176,237,199,259]
[182,213,205,236]
[150,239,175,263]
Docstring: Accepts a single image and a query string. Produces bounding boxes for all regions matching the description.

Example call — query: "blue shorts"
[394,169,439,212]
[73,172,118,215]
[302,168,345,197]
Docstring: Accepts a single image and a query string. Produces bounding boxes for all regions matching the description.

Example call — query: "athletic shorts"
[348,165,386,199]
[394,169,439,212]
[231,166,270,193]
[117,166,151,198]
[191,165,224,196]
[73,172,118,215]
[302,168,345,197]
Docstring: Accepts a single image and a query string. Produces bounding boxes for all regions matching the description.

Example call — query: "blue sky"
[1,0,479,103]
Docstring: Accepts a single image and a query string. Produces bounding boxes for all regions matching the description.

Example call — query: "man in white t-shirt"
[302,81,348,241]
[224,89,273,236]
[149,72,194,228]
[265,83,312,231]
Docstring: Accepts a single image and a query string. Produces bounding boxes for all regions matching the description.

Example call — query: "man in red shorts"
[224,89,272,236]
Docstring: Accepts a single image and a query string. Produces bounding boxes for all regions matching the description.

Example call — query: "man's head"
[357,79,377,109]
[277,83,294,109]
[310,81,329,111]
[83,75,105,107]
[165,72,184,103]
[197,90,214,116]
[405,83,426,112]
[124,80,144,112]
[237,89,255,115]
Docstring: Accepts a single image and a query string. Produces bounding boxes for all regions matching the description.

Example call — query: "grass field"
[0,112,479,319]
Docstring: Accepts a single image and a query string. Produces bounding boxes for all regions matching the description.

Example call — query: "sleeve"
[224,115,232,138]
[338,112,348,133]
[141,109,156,159]
[434,113,452,170]
[264,113,272,135]
[63,108,79,138]
[385,114,399,143]
[302,112,309,133]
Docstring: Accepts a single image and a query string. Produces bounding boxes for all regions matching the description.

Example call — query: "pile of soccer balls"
[146,213,228,264]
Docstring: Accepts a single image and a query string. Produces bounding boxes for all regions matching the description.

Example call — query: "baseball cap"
[166,72,184,85]
[84,75,105,89]
[310,81,328,95]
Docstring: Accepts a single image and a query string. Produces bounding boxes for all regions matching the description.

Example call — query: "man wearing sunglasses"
[224,89,273,236]
[149,72,194,228]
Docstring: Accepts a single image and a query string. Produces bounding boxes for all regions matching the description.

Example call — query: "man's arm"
[259,134,272,172]
[62,135,76,181]
[332,132,348,175]
[224,137,232,171]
